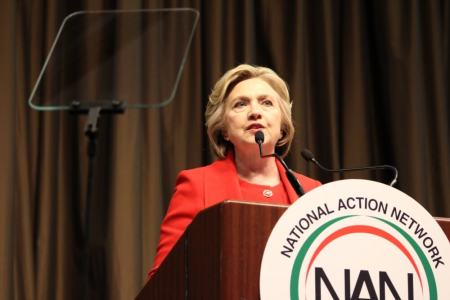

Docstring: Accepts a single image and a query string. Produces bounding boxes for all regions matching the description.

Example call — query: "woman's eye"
[233,101,246,108]
[262,99,273,106]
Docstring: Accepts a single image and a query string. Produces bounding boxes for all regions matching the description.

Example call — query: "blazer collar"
[204,151,299,205]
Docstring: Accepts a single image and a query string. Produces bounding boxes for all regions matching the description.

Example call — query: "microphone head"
[301,149,315,162]
[255,130,265,144]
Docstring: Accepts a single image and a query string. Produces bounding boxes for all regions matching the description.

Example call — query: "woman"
[148,64,320,277]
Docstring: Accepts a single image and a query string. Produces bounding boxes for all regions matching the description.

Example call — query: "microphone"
[255,131,305,197]
[301,149,398,186]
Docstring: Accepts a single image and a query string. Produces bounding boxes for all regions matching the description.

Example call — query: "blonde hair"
[205,64,295,158]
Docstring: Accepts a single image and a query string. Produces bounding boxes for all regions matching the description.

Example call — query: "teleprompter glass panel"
[28,9,199,111]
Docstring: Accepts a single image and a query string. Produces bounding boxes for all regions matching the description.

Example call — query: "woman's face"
[223,77,283,154]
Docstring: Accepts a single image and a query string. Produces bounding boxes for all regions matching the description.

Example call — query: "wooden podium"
[136,201,450,299]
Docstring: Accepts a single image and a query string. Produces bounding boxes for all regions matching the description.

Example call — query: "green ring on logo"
[289,216,350,299]
[375,217,437,299]
[289,215,437,299]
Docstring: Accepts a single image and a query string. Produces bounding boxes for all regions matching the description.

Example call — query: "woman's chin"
[233,140,275,156]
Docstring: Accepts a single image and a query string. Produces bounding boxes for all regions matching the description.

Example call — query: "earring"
[222,132,229,141]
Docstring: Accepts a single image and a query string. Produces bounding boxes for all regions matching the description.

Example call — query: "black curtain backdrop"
[1,0,449,299]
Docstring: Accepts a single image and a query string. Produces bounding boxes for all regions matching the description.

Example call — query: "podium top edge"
[221,200,289,208]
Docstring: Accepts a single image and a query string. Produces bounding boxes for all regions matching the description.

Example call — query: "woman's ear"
[221,128,229,141]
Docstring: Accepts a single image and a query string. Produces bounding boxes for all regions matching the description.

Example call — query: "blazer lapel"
[276,159,301,204]
[204,152,243,207]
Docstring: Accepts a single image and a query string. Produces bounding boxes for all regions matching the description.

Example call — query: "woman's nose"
[248,102,262,119]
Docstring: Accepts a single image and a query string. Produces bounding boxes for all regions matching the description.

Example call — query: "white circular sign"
[260,179,450,299]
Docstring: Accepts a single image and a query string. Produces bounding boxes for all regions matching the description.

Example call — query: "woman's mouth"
[246,124,265,131]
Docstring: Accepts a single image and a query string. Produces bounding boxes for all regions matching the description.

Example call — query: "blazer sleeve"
[147,169,205,278]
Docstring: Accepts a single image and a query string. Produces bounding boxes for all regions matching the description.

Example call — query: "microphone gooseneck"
[301,149,398,187]
[255,131,305,197]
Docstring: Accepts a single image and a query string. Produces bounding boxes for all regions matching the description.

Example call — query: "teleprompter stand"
[28,9,199,299]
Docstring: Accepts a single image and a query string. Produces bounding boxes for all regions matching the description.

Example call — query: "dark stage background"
[1,1,449,299]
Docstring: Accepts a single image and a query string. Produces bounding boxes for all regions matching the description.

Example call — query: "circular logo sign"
[260,179,450,299]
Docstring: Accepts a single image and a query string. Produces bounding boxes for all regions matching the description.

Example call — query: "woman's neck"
[234,149,280,186]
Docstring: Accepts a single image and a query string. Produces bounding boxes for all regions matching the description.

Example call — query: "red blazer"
[148,152,321,277]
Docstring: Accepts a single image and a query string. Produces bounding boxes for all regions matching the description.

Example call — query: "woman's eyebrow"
[229,95,250,102]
